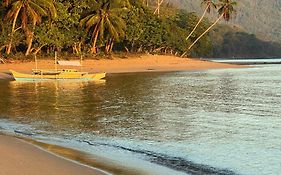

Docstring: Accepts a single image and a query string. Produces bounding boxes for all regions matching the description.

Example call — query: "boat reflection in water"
[7,80,106,132]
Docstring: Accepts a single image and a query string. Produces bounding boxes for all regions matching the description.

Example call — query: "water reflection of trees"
[94,73,163,138]
[2,77,162,138]
[0,81,12,116]
[5,81,107,133]
[1,72,240,142]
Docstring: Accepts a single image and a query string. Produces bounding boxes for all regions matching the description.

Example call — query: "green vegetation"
[0,0,213,59]
[1,0,281,60]
[211,25,281,58]
[185,0,217,41]
[188,0,237,51]
[171,0,281,43]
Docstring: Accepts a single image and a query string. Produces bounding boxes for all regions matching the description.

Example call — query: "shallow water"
[211,58,281,64]
[0,65,281,175]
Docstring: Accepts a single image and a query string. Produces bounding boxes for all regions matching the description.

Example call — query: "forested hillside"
[210,25,281,58]
[169,0,281,42]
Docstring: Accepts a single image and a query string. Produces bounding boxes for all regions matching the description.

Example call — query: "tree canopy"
[0,0,214,58]
[1,0,281,59]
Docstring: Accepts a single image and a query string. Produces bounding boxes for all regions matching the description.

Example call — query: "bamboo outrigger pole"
[80,54,83,72]
[34,54,38,71]
[55,51,58,72]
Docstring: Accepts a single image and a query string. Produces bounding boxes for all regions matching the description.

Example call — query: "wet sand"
[0,55,243,79]
[0,135,108,175]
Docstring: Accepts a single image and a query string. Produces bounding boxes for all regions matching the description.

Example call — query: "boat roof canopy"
[57,61,82,66]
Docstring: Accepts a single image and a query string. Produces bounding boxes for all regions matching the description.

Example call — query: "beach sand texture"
[0,135,107,175]
[0,55,242,79]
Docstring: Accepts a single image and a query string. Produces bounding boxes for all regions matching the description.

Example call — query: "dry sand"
[0,55,243,79]
[0,135,107,175]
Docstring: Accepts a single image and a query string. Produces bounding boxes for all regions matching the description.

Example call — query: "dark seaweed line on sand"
[80,140,239,175]
[11,130,238,175]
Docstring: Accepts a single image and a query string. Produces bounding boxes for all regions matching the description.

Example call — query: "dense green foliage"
[0,0,213,58]
[210,25,281,58]
[1,0,280,59]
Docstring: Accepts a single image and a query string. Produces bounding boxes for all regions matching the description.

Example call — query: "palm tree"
[153,0,164,16]
[5,0,57,55]
[80,0,128,54]
[185,0,237,55]
[185,0,216,41]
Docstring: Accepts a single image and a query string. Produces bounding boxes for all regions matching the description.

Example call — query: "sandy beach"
[0,135,108,175]
[0,55,243,79]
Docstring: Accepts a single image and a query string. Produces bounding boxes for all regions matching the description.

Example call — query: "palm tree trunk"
[25,29,34,56]
[6,8,21,55]
[157,0,160,16]
[90,21,101,54]
[186,5,209,41]
[105,39,110,54]
[181,13,224,57]
[91,30,99,54]
[153,0,164,16]
[109,39,114,52]
[188,13,224,51]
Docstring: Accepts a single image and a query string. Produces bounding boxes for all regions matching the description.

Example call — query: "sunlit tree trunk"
[109,39,114,53]
[6,8,21,55]
[105,39,111,53]
[153,0,164,16]
[185,4,210,41]
[105,39,114,53]
[91,30,99,54]
[25,28,34,56]
[188,13,224,50]
[182,13,224,57]
[90,23,100,54]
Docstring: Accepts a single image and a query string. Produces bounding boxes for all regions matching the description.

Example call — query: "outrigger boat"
[9,53,106,81]
[9,69,106,81]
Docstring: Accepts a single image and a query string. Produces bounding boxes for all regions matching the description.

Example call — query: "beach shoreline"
[0,55,245,175]
[0,132,181,175]
[0,55,244,79]
[0,134,109,175]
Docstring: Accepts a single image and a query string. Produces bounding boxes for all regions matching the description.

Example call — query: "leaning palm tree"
[5,0,57,55]
[80,0,128,54]
[153,0,164,16]
[186,0,237,54]
[185,0,216,41]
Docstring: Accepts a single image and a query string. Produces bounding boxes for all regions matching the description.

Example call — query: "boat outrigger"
[9,53,106,81]
[9,69,106,81]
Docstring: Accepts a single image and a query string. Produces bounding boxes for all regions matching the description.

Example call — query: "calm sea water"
[0,64,281,175]
[210,58,281,64]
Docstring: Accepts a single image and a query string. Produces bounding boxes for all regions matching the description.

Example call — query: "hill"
[168,0,281,43]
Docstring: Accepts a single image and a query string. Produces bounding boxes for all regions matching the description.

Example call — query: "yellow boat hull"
[9,70,106,81]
